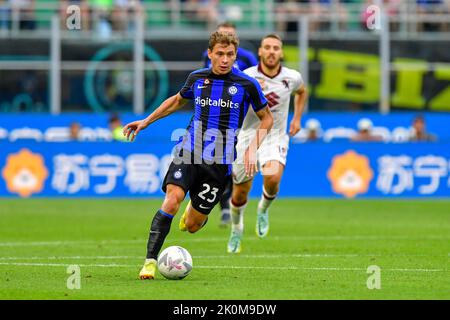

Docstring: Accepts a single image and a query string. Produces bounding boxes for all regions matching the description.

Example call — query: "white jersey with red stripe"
[232,64,303,184]
[239,64,303,142]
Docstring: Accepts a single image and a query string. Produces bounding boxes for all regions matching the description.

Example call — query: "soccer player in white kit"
[227,34,308,253]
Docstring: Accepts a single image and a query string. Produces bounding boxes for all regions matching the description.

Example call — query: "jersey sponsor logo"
[265,92,280,108]
[228,85,238,95]
[195,96,240,109]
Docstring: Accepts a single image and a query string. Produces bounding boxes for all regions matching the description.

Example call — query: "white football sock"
[230,200,246,233]
[258,186,277,212]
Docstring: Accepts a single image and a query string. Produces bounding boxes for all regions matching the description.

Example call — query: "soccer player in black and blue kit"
[123,31,273,280]
[202,22,259,227]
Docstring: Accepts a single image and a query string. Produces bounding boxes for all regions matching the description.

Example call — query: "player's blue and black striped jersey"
[202,47,258,71]
[176,67,268,167]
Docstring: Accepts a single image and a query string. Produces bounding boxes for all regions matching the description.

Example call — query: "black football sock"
[219,177,232,214]
[220,193,231,211]
[146,210,174,260]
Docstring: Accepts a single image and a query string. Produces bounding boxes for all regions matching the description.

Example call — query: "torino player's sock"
[228,199,246,253]
[256,187,275,238]
[146,209,174,261]
[230,199,246,233]
[258,186,277,212]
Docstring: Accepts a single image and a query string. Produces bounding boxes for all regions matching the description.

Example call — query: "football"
[157,246,193,280]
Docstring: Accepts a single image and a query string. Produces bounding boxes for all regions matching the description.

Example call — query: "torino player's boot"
[256,186,276,238]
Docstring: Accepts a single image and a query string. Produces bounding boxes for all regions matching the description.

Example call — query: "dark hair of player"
[261,33,283,45]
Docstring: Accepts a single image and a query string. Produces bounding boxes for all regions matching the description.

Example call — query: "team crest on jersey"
[265,92,280,108]
[228,86,238,95]
[204,79,210,85]
[282,79,289,89]
[173,169,182,179]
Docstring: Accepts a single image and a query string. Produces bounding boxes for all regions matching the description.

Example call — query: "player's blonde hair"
[208,31,239,52]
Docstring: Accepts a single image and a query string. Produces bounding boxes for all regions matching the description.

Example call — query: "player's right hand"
[244,147,258,178]
[123,120,148,142]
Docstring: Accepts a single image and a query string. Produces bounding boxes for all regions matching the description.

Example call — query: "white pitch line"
[190,253,444,258]
[0,253,443,261]
[0,262,132,268]
[196,266,448,273]
[198,254,362,258]
[0,262,446,273]
[0,235,449,247]
[0,254,359,260]
[0,240,142,247]
[0,256,138,261]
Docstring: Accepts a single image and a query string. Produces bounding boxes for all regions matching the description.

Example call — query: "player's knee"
[162,194,183,213]
[264,175,281,191]
[232,189,248,206]
[162,185,185,213]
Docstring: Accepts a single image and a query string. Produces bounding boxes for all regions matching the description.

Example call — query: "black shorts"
[162,162,230,215]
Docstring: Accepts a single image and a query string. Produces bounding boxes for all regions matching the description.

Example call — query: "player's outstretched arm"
[244,106,273,177]
[123,93,189,141]
[289,84,308,137]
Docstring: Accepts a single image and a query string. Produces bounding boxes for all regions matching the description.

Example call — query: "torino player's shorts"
[232,133,289,185]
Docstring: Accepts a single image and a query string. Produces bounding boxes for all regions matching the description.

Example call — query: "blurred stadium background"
[1,0,449,198]
[0,0,449,300]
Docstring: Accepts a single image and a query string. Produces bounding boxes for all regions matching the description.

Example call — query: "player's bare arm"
[289,84,308,137]
[123,93,189,141]
[244,106,273,177]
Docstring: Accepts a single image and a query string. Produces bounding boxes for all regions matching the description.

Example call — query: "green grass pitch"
[0,199,449,300]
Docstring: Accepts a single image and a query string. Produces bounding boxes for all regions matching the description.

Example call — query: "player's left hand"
[289,120,301,137]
